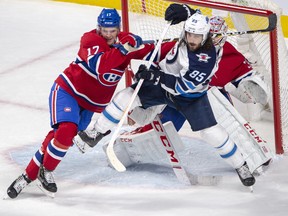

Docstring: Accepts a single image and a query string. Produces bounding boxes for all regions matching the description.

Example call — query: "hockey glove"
[165,4,195,25]
[134,64,160,83]
[114,34,144,55]
[120,34,143,48]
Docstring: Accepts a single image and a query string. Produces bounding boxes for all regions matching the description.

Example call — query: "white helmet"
[209,16,228,46]
[184,11,211,46]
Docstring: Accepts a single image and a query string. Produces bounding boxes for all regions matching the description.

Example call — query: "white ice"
[0,0,288,216]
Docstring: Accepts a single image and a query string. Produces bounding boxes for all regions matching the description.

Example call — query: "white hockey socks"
[95,87,142,133]
[200,124,245,169]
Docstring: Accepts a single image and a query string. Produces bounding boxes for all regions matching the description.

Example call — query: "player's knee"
[54,122,78,147]
[113,87,141,110]
[41,130,55,151]
[200,124,228,148]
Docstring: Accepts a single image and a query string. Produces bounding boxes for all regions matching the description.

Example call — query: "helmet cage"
[210,16,228,46]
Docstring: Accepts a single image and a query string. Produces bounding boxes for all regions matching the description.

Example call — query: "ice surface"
[0,1,288,216]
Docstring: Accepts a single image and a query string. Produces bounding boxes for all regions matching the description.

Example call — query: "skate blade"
[36,180,56,198]
[3,193,9,200]
[249,186,254,193]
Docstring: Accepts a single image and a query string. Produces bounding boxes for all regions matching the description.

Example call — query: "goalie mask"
[182,11,211,46]
[97,8,121,28]
[209,16,228,47]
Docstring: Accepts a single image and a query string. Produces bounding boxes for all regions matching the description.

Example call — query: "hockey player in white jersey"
[74,8,256,187]
[113,10,272,178]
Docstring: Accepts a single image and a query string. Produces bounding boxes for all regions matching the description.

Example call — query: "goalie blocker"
[103,88,273,175]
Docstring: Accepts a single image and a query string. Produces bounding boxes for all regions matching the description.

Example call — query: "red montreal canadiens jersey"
[210,41,253,88]
[55,29,174,112]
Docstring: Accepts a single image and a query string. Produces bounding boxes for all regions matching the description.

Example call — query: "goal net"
[121,0,288,154]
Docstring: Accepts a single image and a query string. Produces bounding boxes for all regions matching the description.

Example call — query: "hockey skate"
[6,173,32,199]
[235,162,255,187]
[73,129,111,153]
[37,165,57,198]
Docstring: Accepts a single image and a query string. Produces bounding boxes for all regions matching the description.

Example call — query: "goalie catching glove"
[113,33,144,55]
[134,64,161,84]
[225,73,269,105]
[165,3,195,25]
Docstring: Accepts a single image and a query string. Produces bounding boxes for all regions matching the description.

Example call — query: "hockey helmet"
[184,11,211,46]
[209,16,228,46]
[97,8,121,28]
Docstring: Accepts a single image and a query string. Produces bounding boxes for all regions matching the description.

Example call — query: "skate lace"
[237,164,252,179]
[86,129,98,138]
[14,175,29,192]
[44,170,55,184]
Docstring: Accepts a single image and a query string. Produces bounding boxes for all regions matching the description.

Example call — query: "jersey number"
[189,70,206,82]
[87,46,100,57]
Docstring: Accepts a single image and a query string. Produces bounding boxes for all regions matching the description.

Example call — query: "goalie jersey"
[210,41,254,88]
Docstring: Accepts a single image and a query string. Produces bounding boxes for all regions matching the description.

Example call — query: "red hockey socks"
[43,122,77,171]
[25,130,54,180]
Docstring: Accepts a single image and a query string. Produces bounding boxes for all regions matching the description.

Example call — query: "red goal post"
[120,0,286,154]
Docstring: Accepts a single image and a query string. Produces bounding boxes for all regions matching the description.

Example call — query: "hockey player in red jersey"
[6,8,175,199]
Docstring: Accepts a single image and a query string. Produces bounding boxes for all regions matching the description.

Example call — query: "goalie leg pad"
[102,121,184,168]
[208,87,273,173]
[129,105,166,126]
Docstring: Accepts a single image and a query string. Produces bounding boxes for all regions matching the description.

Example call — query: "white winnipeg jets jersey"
[159,41,218,97]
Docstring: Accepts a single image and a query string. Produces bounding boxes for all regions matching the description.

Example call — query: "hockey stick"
[151,115,191,185]
[106,22,172,172]
[143,13,277,44]
[222,13,277,36]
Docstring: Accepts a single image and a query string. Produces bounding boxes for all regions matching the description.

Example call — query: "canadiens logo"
[170,46,176,55]
[196,53,211,62]
[64,107,72,112]
[98,69,123,87]
[166,46,179,64]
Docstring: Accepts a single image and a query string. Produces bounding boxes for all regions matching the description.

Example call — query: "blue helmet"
[97,8,121,28]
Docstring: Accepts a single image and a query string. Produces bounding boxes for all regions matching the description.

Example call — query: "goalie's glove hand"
[114,34,144,55]
[134,64,160,83]
[165,3,195,25]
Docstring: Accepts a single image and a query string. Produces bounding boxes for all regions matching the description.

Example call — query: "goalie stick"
[151,115,191,185]
[150,115,222,186]
[106,22,172,172]
[143,13,277,44]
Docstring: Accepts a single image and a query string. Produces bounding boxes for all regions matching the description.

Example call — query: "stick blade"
[106,141,126,172]
[267,13,277,31]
